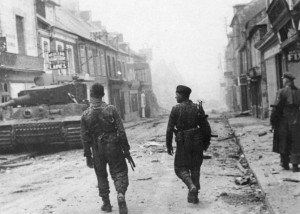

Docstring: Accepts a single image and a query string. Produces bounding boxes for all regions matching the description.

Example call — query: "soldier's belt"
[178,127,199,134]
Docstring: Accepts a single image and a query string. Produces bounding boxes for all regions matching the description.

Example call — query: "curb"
[224,116,278,214]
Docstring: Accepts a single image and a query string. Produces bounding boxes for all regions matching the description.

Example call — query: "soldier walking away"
[81,83,131,213]
[166,85,211,204]
[271,73,300,172]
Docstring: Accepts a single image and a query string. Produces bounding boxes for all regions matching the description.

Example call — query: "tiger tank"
[0,82,89,152]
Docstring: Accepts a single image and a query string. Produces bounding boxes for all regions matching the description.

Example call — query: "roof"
[127,63,149,70]
[54,7,107,47]
[230,0,266,28]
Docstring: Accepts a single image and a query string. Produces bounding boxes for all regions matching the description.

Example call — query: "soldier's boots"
[280,155,290,170]
[187,184,199,204]
[101,196,112,212]
[117,193,128,214]
[280,162,290,170]
[293,164,299,172]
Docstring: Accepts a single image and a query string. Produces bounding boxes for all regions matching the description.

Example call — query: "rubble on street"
[0,115,270,214]
[228,115,300,214]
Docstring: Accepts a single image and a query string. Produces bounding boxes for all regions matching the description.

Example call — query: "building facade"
[0,0,158,122]
[0,0,44,102]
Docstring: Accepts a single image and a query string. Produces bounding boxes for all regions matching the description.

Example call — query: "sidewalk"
[228,116,300,214]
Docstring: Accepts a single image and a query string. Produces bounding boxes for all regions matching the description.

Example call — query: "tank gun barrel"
[0,94,31,108]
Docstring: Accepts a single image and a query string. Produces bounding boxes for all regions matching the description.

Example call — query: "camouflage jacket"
[166,100,211,149]
[81,99,130,157]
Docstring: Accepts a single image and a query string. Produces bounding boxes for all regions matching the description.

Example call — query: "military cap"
[90,83,105,97]
[176,85,192,96]
[282,73,295,80]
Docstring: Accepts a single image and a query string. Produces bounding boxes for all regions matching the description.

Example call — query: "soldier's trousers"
[92,140,128,197]
[174,131,203,190]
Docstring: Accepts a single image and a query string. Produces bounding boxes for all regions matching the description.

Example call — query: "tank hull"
[0,103,87,152]
[0,119,83,152]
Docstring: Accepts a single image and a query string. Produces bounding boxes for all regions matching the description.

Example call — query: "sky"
[79,0,253,103]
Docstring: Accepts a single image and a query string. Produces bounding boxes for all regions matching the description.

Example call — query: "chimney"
[80,11,92,23]
[92,21,102,30]
[60,0,79,14]
[233,4,247,14]
[117,34,124,43]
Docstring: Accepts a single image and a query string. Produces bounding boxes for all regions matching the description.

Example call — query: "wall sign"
[48,51,68,69]
[287,49,300,62]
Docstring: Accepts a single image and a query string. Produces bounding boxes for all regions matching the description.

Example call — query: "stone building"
[0,0,44,101]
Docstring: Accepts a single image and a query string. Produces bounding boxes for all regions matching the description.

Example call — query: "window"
[112,57,116,77]
[3,83,8,92]
[57,45,63,52]
[101,52,106,76]
[96,50,101,76]
[131,93,138,112]
[80,45,88,73]
[87,48,94,75]
[122,62,126,78]
[36,0,46,18]
[118,60,122,77]
[2,96,10,103]
[107,56,111,76]
[42,40,49,70]
[16,16,25,55]
[66,45,75,75]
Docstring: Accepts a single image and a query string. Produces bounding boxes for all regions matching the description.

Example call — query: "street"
[0,114,269,214]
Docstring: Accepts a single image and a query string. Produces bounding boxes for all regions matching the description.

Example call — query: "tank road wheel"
[64,122,82,149]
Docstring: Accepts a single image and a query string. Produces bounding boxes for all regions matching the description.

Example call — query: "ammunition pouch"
[175,131,184,145]
[97,132,119,145]
[183,128,201,150]
[176,128,201,150]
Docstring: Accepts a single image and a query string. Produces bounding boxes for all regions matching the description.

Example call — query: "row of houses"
[0,0,158,122]
[223,0,300,119]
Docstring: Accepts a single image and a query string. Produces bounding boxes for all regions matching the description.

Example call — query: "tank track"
[65,123,82,149]
[0,126,14,152]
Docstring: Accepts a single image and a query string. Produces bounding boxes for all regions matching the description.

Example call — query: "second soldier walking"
[166,85,211,203]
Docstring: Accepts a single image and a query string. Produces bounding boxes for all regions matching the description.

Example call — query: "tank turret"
[0,82,87,108]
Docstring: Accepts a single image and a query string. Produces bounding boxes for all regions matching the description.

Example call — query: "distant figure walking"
[81,83,131,214]
[271,73,300,172]
[166,85,211,203]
